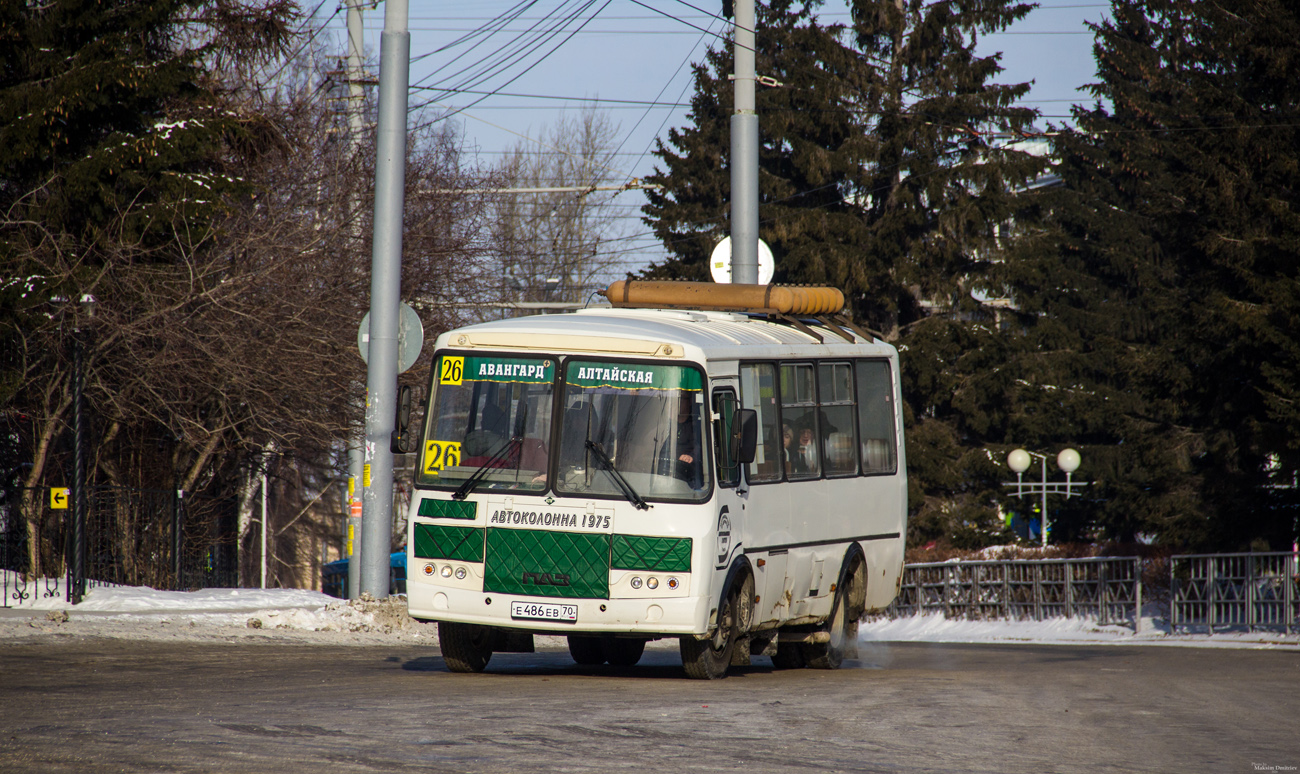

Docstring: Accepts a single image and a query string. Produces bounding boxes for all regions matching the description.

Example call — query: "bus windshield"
[554,360,710,503]
[417,354,554,493]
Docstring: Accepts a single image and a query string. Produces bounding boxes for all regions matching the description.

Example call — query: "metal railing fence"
[887,556,1145,627]
[1,486,238,607]
[1170,552,1298,634]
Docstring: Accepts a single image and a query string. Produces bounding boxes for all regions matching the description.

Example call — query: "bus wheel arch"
[805,545,867,670]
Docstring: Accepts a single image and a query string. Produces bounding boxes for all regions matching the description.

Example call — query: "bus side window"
[819,362,857,477]
[856,359,897,474]
[739,363,781,483]
[781,363,819,480]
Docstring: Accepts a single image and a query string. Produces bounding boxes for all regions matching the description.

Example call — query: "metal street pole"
[260,470,268,589]
[66,295,95,605]
[1038,455,1049,549]
[730,0,759,285]
[1004,448,1086,547]
[346,445,363,599]
[359,0,409,598]
[69,326,86,605]
[344,0,369,599]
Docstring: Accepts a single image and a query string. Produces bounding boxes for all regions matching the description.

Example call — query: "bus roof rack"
[600,280,877,343]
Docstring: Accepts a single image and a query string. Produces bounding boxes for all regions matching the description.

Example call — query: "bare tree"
[489,108,637,308]
[3,52,500,583]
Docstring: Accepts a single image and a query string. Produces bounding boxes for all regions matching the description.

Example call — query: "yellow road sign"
[50,487,69,509]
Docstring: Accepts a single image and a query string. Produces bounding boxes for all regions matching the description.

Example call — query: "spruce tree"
[643,0,1049,548]
[642,0,868,295]
[643,0,1044,331]
[844,0,1049,546]
[843,0,1044,329]
[0,0,293,245]
[1005,0,1300,549]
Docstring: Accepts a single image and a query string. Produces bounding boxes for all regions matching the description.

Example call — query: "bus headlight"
[630,576,642,589]
[646,577,659,590]
[454,566,467,580]
[440,565,453,578]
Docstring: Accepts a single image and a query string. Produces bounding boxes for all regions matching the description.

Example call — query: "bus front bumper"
[407,584,711,636]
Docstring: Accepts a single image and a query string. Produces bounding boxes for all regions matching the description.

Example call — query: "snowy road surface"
[1,638,1296,773]
[1,582,1297,772]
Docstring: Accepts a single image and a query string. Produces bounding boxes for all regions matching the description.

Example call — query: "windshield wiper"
[585,440,649,511]
[452,436,521,501]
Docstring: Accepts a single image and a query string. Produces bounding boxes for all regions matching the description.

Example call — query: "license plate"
[510,601,578,623]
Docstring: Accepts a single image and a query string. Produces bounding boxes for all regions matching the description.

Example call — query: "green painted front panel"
[418,498,476,520]
[484,528,610,599]
[610,535,692,573]
[413,524,484,562]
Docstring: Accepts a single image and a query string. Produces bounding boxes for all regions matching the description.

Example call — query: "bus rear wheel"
[805,564,863,670]
[770,641,806,669]
[605,638,647,666]
[439,622,493,673]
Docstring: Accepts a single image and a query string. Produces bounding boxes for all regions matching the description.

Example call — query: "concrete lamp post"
[1004,448,1086,548]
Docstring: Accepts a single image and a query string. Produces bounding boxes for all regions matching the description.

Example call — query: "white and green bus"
[406,281,907,679]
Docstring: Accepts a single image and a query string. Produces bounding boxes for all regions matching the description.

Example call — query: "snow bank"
[2,577,1296,650]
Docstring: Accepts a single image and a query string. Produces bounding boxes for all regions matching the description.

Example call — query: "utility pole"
[730,0,759,285]
[345,0,368,144]
[359,0,410,599]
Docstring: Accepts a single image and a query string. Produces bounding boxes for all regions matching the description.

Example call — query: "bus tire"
[680,574,752,679]
[805,559,864,670]
[567,635,607,665]
[439,622,493,673]
[605,638,647,667]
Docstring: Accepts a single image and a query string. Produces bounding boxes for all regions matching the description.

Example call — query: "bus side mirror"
[736,409,758,465]
[390,384,416,454]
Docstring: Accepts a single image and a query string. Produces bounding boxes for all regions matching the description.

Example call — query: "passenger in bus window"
[782,424,794,475]
[797,426,817,473]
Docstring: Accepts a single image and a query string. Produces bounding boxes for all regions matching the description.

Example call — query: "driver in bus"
[671,393,704,489]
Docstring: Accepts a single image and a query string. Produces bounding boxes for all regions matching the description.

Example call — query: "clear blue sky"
[316,1,1111,271]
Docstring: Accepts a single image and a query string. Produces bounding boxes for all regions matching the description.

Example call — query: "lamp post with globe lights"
[1004,448,1087,548]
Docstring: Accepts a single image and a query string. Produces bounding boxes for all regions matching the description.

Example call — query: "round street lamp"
[1002,447,1088,547]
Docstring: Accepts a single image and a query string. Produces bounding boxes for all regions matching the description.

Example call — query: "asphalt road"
[1,638,1296,773]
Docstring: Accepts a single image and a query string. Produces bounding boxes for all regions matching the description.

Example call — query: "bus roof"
[432,307,898,363]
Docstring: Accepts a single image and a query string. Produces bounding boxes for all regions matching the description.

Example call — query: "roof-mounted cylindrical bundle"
[602,280,844,316]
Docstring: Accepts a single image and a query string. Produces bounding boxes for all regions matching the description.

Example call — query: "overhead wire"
[406,0,613,135]
[410,0,594,96]
[333,1,1109,270]
[409,0,540,67]
[408,0,603,102]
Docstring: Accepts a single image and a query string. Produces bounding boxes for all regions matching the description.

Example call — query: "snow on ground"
[1,575,1296,650]
[861,611,1300,650]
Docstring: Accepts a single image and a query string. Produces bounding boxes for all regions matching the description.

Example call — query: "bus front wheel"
[681,575,752,679]
[567,635,606,665]
[439,622,493,673]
